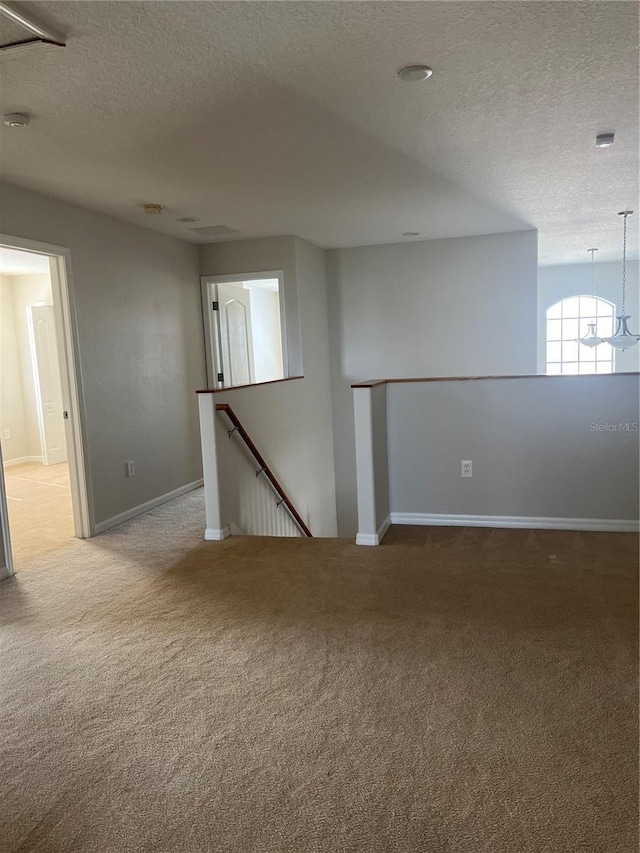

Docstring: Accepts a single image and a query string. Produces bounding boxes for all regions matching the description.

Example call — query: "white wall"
[247,284,283,383]
[538,260,640,373]
[199,236,337,536]
[0,182,206,528]
[387,375,639,524]
[0,273,54,462]
[0,277,28,462]
[327,230,539,535]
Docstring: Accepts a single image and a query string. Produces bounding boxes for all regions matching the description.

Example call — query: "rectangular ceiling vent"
[188,225,241,239]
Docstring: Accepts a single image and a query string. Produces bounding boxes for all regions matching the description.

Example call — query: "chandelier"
[601,210,639,351]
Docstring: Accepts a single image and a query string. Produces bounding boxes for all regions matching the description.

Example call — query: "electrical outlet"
[126,461,135,478]
[3,429,9,440]
[461,460,473,478]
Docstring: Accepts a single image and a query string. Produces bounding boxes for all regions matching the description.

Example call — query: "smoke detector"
[143,203,164,215]
[3,113,30,128]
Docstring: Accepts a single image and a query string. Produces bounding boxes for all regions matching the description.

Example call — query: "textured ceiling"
[0,1,637,263]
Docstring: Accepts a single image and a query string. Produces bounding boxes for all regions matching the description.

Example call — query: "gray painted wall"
[199,236,337,536]
[328,230,539,535]
[372,384,390,528]
[388,375,639,521]
[0,182,206,527]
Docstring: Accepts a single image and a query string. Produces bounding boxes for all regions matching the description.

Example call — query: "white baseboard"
[356,515,391,546]
[95,479,204,535]
[3,455,42,468]
[389,512,640,533]
[204,526,231,541]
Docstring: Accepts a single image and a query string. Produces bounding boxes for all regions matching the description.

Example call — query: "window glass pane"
[562,340,578,361]
[562,361,579,375]
[579,296,598,316]
[596,361,613,374]
[578,362,597,374]
[547,342,562,362]
[547,362,562,375]
[597,317,614,337]
[547,319,562,340]
[578,346,596,362]
[561,298,580,318]
[562,318,579,339]
[547,302,562,320]
[596,300,615,316]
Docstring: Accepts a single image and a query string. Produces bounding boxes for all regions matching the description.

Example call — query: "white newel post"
[197,394,230,541]
[353,387,379,545]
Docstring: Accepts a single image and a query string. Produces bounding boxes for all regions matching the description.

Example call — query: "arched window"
[546,296,615,374]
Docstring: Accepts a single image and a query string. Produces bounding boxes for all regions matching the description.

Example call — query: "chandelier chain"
[621,212,627,314]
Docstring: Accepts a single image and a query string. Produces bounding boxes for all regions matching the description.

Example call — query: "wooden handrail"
[215,403,312,538]
[351,372,640,388]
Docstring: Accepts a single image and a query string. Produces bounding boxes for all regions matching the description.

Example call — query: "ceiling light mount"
[143,203,164,215]
[596,132,615,148]
[3,112,29,128]
[402,232,420,237]
[176,216,200,223]
[398,65,433,82]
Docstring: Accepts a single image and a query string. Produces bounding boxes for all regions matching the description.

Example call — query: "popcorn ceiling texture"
[1,489,636,852]
[0,2,637,262]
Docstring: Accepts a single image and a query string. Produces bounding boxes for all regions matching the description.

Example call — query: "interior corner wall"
[198,236,337,536]
[537,260,640,374]
[326,229,539,536]
[0,182,205,529]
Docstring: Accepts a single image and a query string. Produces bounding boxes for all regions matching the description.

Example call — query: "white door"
[217,282,255,387]
[28,305,67,466]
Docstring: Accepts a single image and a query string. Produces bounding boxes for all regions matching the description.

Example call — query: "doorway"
[201,272,288,389]
[0,239,90,578]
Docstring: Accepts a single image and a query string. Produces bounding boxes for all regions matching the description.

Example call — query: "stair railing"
[216,403,312,537]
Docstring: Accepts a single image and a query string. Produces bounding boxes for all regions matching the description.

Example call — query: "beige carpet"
[3,461,75,566]
[1,489,637,853]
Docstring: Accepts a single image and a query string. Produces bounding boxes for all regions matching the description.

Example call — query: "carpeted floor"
[3,461,75,566]
[0,489,637,853]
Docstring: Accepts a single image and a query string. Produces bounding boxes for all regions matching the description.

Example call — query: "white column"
[198,394,230,541]
[353,387,379,545]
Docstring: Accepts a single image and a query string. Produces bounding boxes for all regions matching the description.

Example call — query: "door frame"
[0,235,92,561]
[0,440,14,578]
[200,270,287,389]
[27,303,67,466]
